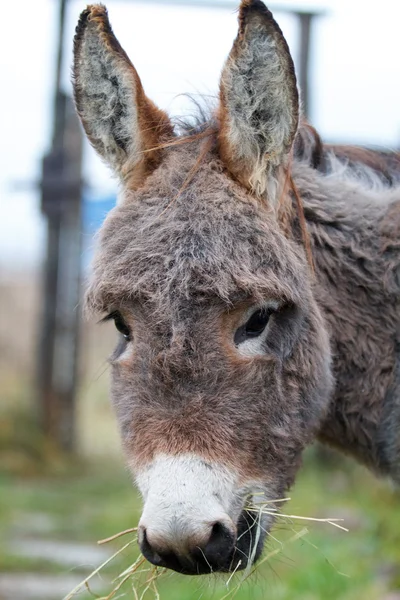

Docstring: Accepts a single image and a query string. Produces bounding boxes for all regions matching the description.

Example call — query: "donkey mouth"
[222,508,266,574]
[141,509,266,576]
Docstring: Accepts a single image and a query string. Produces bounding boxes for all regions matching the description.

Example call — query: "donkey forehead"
[88,149,307,313]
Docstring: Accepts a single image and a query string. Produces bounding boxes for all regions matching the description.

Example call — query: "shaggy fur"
[73,5,173,187]
[219,0,299,199]
[73,0,400,573]
[86,140,399,481]
[291,159,400,477]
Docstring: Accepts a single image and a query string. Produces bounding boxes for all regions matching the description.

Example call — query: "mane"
[166,100,400,190]
[294,122,400,188]
[172,95,216,137]
[144,106,398,274]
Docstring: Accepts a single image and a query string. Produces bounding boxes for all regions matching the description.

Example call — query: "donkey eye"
[111,312,131,341]
[245,309,271,337]
[234,308,271,346]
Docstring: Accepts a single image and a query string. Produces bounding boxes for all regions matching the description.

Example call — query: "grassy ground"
[1,451,399,600]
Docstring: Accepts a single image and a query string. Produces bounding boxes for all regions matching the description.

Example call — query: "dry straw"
[63,500,348,599]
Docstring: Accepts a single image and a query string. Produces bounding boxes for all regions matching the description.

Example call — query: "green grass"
[0,451,399,600]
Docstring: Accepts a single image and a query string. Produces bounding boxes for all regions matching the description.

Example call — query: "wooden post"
[38,0,83,452]
[39,95,83,452]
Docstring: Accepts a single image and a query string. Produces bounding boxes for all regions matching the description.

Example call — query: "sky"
[1,0,399,270]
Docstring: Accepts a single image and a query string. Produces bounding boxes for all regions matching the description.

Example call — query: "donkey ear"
[218,0,299,198]
[73,5,173,186]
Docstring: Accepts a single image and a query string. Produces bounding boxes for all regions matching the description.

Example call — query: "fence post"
[38,94,83,452]
[37,0,83,452]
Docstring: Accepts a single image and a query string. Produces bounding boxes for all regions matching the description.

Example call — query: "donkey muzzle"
[135,454,266,574]
[138,517,236,574]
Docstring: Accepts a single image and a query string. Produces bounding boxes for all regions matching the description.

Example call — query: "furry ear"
[218,0,299,200]
[73,5,173,187]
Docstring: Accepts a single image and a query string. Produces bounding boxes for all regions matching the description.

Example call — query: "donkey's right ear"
[73,5,173,186]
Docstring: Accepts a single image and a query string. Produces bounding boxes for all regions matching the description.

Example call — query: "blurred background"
[0,1,399,599]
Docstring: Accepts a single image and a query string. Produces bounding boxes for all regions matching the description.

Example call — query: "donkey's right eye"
[110,312,131,341]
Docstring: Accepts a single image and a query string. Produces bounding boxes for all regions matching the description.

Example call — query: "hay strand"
[64,499,348,599]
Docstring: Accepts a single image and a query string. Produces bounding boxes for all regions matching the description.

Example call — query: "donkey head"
[73,0,332,575]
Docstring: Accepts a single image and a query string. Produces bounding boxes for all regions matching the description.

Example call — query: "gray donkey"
[73,0,400,575]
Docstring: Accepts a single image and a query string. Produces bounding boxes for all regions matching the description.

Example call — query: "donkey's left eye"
[245,309,271,337]
[234,308,272,346]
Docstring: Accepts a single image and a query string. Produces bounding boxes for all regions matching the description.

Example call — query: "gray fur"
[291,158,400,478]
[87,143,400,485]
[219,2,298,198]
[73,9,139,176]
[73,5,173,184]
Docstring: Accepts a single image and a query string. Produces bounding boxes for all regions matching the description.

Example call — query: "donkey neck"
[292,160,400,478]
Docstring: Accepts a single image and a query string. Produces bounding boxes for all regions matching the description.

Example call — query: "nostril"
[202,520,236,565]
[210,520,236,545]
[211,521,228,539]
[137,525,145,547]
[138,527,163,567]
[138,519,236,574]
[139,527,186,573]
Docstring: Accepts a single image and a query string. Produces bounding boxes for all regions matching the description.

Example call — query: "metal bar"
[298,12,313,120]
[53,0,67,147]
[107,0,325,14]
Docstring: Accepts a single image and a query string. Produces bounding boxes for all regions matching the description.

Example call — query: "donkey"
[73,0,400,576]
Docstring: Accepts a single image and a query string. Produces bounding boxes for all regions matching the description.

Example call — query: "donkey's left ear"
[73,5,173,187]
[218,0,299,198]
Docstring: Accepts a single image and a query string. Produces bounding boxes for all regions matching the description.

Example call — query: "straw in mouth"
[63,499,348,599]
